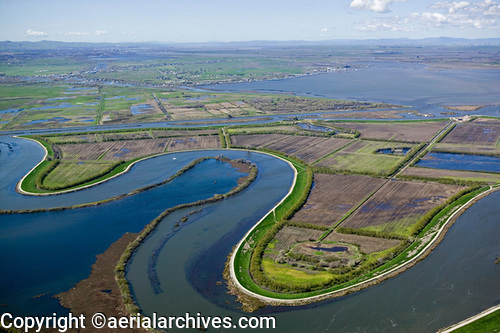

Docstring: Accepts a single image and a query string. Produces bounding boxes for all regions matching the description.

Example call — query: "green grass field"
[42,161,118,189]
[262,258,332,285]
[451,309,500,333]
[320,140,416,175]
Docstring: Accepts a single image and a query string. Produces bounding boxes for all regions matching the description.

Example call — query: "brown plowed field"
[341,180,465,236]
[265,135,328,155]
[295,137,352,164]
[324,232,402,254]
[441,123,500,146]
[59,139,170,161]
[269,226,324,256]
[291,174,386,227]
[333,121,448,142]
[102,139,169,160]
[229,134,290,148]
[60,142,116,160]
[167,136,220,151]
[401,167,500,183]
[153,129,218,138]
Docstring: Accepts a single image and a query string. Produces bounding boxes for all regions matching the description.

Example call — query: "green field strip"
[311,140,356,165]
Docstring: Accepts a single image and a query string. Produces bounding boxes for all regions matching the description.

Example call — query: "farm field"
[229,133,293,149]
[323,232,402,254]
[265,226,325,260]
[333,121,448,142]
[400,167,500,183]
[295,137,352,164]
[291,174,386,227]
[42,161,119,190]
[227,125,300,135]
[315,140,416,175]
[264,135,329,156]
[440,121,500,146]
[59,139,169,161]
[166,136,221,151]
[340,180,466,236]
[431,119,500,155]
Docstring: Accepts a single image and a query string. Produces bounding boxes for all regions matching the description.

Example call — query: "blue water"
[377,147,411,155]
[29,103,78,111]
[130,104,153,115]
[24,117,71,125]
[417,152,500,173]
[297,123,333,132]
[205,63,500,117]
[0,157,248,317]
[0,108,24,114]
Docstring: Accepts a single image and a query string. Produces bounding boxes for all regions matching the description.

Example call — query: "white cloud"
[26,29,48,37]
[65,30,109,36]
[355,0,500,32]
[66,31,90,36]
[357,16,413,31]
[431,1,471,14]
[350,0,406,13]
[321,28,329,32]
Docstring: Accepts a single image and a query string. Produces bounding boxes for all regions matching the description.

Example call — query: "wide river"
[1,65,499,332]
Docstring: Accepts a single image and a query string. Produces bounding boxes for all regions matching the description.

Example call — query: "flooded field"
[417,152,500,173]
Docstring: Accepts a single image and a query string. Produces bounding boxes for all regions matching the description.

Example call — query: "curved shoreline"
[15,135,230,196]
[228,179,499,306]
[438,304,500,333]
[15,134,163,196]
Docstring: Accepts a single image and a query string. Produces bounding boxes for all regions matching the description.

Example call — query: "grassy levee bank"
[229,179,494,303]
[439,307,500,333]
[17,135,163,195]
[115,157,258,316]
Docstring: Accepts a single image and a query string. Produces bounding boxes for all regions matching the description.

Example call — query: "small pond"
[377,147,411,155]
[131,104,153,115]
[297,123,334,132]
[309,246,348,253]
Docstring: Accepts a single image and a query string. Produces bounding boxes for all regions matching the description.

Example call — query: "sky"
[0,0,499,43]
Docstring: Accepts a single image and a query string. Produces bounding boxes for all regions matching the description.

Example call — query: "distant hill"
[1,38,499,51]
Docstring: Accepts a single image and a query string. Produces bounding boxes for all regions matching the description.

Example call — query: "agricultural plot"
[227,125,299,135]
[341,180,465,237]
[291,174,386,227]
[101,139,169,160]
[43,161,118,189]
[440,122,500,146]
[401,167,500,184]
[295,137,352,164]
[265,226,325,260]
[166,136,220,151]
[333,121,448,142]
[432,121,500,155]
[229,134,291,149]
[264,135,329,156]
[60,142,116,160]
[324,232,402,254]
[153,129,218,138]
[59,139,169,161]
[315,140,416,175]
[46,134,100,144]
